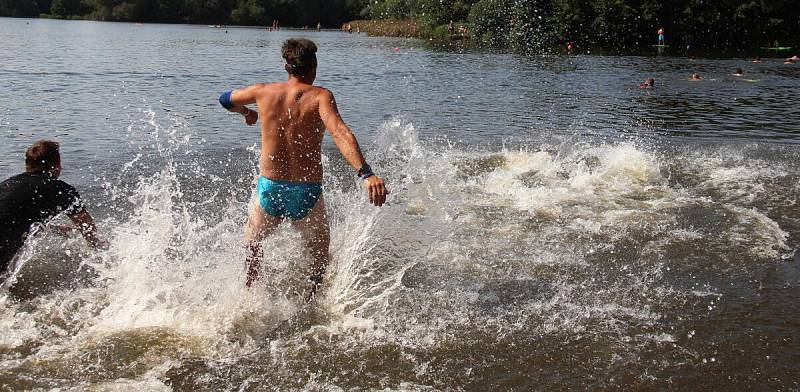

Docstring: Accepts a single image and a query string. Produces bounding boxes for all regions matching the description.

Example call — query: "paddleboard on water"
[760,47,793,51]
[652,45,669,48]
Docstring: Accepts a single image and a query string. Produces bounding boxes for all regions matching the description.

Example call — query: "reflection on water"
[0,18,799,390]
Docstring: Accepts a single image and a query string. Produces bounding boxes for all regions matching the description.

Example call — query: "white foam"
[477,144,670,238]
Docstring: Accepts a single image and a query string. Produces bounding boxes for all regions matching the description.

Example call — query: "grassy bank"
[347,19,420,38]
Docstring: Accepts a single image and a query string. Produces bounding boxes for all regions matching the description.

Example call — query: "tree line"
[0,0,368,26]
[1,0,797,51]
[364,0,798,51]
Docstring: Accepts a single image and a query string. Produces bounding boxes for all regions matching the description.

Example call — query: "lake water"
[1,18,799,390]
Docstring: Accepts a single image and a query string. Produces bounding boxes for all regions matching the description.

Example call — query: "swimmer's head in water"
[692,73,701,80]
[282,38,318,77]
[735,68,744,75]
[25,139,61,177]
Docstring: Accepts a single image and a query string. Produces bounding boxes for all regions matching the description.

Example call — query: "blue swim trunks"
[257,176,322,220]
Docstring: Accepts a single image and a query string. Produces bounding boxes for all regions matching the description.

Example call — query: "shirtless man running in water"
[218,38,388,300]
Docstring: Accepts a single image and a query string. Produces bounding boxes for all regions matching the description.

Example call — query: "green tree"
[550,0,596,44]
[156,0,186,22]
[506,0,556,53]
[369,0,412,19]
[183,0,234,24]
[468,0,512,47]
[0,0,39,16]
[230,0,265,24]
[107,0,159,21]
[590,0,638,47]
[51,0,89,17]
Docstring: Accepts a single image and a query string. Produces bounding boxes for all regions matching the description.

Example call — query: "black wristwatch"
[358,163,374,180]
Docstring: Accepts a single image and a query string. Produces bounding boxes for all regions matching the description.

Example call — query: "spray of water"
[0,110,796,389]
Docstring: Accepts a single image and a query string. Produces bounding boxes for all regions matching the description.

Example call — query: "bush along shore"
[346,19,420,38]
[357,0,798,54]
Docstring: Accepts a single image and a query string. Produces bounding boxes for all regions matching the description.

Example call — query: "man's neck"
[287,75,314,85]
[25,170,55,178]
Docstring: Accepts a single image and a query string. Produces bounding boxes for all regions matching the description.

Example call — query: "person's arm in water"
[319,89,388,207]
[219,85,260,125]
[68,210,107,249]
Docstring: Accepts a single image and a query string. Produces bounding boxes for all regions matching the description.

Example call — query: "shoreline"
[345,19,420,38]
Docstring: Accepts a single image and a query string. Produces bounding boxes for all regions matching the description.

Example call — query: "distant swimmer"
[785,56,799,64]
[657,27,665,45]
[752,56,762,63]
[218,38,388,301]
[640,77,655,88]
[0,141,104,281]
[733,68,744,76]
[691,73,701,80]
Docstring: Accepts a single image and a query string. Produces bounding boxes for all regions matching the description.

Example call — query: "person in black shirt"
[0,140,103,279]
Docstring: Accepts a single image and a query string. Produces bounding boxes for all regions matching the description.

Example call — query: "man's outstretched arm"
[219,85,260,126]
[319,89,388,207]
[68,210,107,249]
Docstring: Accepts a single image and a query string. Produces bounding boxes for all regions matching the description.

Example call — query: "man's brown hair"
[282,38,317,76]
[25,140,61,173]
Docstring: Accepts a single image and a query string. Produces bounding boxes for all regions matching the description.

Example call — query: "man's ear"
[284,64,291,73]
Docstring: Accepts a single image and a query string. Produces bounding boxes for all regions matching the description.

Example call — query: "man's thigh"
[292,195,329,247]
[245,201,283,242]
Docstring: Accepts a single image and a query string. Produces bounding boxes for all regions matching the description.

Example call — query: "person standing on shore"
[657,27,665,45]
[218,38,388,301]
[0,140,104,281]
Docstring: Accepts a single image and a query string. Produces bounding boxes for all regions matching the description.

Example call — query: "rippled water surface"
[1,18,799,391]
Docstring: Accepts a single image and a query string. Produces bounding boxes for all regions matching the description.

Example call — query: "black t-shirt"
[0,172,86,273]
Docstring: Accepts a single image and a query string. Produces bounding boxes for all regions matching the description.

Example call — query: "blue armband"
[219,90,234,109]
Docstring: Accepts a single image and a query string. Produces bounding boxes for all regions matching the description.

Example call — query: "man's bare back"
[250,82,326,183]
[218,38,388,301]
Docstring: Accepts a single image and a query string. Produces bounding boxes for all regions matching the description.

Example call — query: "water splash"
[1,113,797,389]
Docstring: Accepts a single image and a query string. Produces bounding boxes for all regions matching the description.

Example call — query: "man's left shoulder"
[51,179,85,214]
[312,87,333,99]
